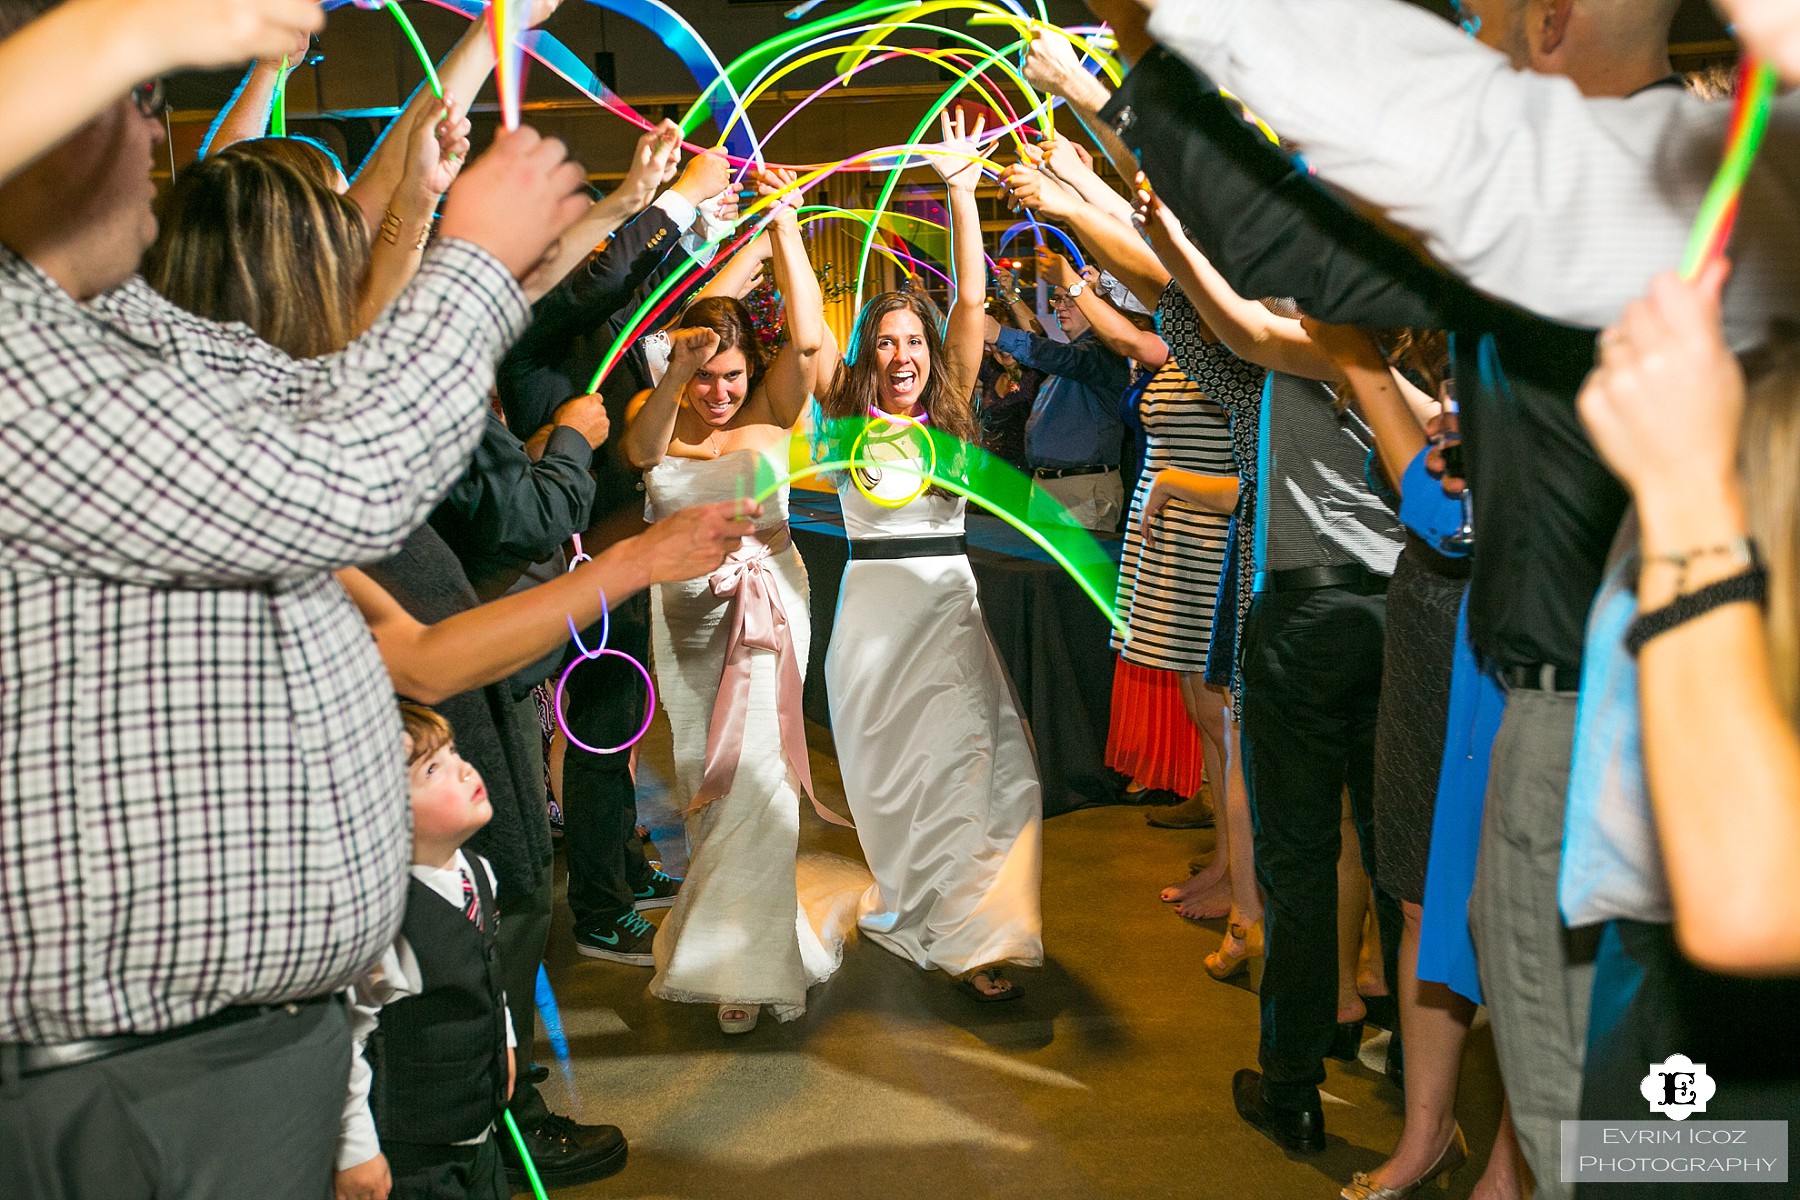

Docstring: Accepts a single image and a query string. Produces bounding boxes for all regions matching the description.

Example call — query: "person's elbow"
[1678,900,1800,976]
[623,439,664,470]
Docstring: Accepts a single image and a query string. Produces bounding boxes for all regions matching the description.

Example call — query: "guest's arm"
[1140,467,1239,548]
[1048,257,1168,369]
[921,108,990,403]
[1303,318,1432,488]
[1579,266,1800,974]
[755,168,825,427]
[989,321,1131,391]
[338,499,756,703]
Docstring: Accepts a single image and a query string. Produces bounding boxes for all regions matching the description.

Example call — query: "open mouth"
[887,369,918,396]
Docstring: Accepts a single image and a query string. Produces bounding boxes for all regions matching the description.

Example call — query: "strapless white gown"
[644,449,849,1020]
[826,470,1045,977]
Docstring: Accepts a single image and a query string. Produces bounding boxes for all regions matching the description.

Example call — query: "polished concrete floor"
[529,716,1507,1200]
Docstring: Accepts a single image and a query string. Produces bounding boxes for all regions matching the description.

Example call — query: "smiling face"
[407,740,492,862]
[687,346,751,426]
[874,308,931,408]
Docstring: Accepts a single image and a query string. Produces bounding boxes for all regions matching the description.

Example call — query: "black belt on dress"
[1499,663,1581,693]
[849,535,967,560]
[1031,464,1114,480]
[2,993,335,1078]
[1255,563,1390,595]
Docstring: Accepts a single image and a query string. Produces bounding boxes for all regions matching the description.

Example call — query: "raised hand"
[1035,244,1077,289]
[1001,159,1077,219]
[1023,25,1087,98]
[146,0,324,71]
[614,120,683,214]
[673,145,733,207]
[399,95,472,205]
[1578,261,1741,505]
[523,0,566,29]
[640,499,762,582]
[439,126,590,282]
[551,392,611,449]
[750,165,802,225]
[919,106,987,193]
[667,325,723,370]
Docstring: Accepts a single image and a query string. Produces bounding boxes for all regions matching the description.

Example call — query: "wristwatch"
[1066,279,1087,299]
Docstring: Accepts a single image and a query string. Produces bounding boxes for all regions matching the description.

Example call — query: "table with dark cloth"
[788,490,1121,817]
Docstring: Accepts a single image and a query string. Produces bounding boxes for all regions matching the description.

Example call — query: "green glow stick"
[754,420,1125,635]
[270,56,289,136]
[502,1111,549,1200]
[387,0,445,99]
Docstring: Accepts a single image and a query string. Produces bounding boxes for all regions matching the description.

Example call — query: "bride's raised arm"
[754,166,826,430]
[920,107,990,405]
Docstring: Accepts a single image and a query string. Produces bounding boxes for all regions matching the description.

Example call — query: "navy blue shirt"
[994,326,1130,469]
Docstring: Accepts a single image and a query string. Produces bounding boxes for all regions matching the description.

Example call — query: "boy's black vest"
[367,860,508,1145]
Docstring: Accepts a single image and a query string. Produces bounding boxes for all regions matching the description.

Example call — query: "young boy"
[334,703,517,1200]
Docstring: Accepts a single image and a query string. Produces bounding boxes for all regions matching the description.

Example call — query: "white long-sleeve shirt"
[336,851,517,1172]
[1145,0,1800,348]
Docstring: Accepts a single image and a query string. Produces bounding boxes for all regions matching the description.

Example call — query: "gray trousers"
[1469,688,1600,1200]
[0,998,349,1200]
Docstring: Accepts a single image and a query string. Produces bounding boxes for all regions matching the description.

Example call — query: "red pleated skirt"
[1105,656,1204,796]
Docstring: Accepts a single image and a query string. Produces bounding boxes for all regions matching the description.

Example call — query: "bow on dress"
[691,537,852,828]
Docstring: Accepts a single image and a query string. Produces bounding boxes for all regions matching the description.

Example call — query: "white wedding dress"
[826,468,1044,977]
[645,449,852,1021]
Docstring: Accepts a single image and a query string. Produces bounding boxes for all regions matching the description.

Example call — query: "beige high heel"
[1203,920,1263,981]
[1340,1126,1467,1199]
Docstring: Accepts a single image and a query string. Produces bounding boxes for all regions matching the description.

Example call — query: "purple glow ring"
[554,649,656,755]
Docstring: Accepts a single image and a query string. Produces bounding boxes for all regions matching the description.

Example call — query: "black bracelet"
[1624,565,1768,657]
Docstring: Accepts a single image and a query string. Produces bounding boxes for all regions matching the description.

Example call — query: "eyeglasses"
[133,78,167,120]
[1049,289,1073,306]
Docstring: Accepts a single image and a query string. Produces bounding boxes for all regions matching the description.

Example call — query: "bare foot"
[1175,877,1231,920]
[968,969,1013,997]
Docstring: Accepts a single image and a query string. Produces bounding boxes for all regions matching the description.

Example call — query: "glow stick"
[998,217,1086,268]
[503,1111,550,1200]
[270,56,289,136]
[385,0,444,98]
[1680,57,1778,280]
[755,420,1125,633]
[555,586,658,755]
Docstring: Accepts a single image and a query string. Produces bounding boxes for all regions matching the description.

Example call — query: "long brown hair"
[815,291,976,499]
[676,295,767,402]
[1740,343,1800,723]
[144,153,369,358]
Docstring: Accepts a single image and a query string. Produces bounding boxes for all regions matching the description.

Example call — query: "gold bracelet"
[380,209,432,251]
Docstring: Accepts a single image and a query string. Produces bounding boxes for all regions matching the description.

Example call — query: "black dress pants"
[1240,580,1391,1110]
[561,590,656,931]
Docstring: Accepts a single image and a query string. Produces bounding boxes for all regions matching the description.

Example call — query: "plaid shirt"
[0,239,529,1042]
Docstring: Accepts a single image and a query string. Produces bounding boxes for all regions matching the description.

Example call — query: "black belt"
[849,535,967,560]
[3,994,334,1078]
[1031,464,1114,480]
[1500,663,1581,693]
[1255,563,1390,595]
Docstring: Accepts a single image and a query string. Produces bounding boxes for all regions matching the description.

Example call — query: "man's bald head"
[1520,0,1681,96]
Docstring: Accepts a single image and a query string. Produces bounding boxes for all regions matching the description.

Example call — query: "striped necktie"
[460,868,483,930]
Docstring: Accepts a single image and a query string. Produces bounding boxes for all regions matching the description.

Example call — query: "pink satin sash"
[690,532,852,828]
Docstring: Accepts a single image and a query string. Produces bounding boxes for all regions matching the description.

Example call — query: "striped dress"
[1112,353,1236,673]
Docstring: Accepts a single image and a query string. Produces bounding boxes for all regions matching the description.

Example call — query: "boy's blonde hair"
[398,702,454,767]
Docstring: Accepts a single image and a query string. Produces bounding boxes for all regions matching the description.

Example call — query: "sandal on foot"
[956,968,1024,1003]
[1205,921,1263,981]
[718,1004,760,1034]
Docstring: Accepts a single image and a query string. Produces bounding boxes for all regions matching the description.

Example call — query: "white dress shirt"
[1145,0,1800,348]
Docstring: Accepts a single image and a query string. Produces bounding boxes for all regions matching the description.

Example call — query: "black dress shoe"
[525,1062,550,1085]
[1232,1068,1326,1155]
[501,1112,628,1188]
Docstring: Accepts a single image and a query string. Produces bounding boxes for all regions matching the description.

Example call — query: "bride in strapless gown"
[621,176,857,1032]
[642,449,852,1022]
